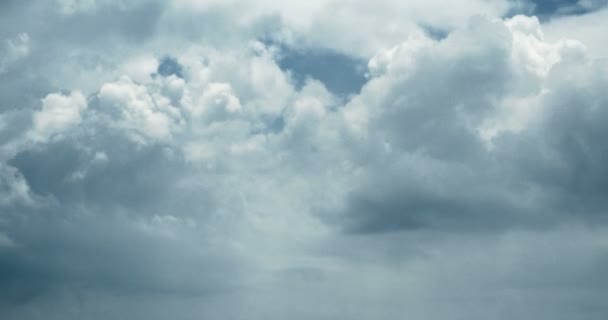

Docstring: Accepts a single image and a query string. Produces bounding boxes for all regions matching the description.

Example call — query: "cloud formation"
[1,1,608,319]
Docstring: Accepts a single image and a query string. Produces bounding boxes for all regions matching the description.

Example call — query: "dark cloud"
[338,179,537,234]
[496,59,608,223]
[9,140,188,212]
[0,209,244,303]
[509,0,608,20]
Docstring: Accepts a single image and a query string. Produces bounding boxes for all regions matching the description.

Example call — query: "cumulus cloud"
[29,91,87,142]
[98,77,177,141]
[324,15,602,234]
[1,1,608,319]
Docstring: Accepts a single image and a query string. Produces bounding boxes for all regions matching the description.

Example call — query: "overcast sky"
[1,0,608,319]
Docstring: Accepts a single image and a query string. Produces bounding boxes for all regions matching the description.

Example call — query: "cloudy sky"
[1,0,608,319]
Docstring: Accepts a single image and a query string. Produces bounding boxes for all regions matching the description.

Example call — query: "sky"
[1,0,608,319]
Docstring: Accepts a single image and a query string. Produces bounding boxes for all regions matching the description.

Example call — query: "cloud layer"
[1,1,608,319]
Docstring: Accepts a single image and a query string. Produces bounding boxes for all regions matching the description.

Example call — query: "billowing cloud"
[326,15,600,234]
[1,1,608,319]
[30,92,87,142]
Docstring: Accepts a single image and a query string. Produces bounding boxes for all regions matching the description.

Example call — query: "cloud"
[0,164,36,207]
[29,92,87,143]
[542,6,608,58]
[318,15,608,236]
[513,0,608,19]
[1,1,608,319]
[0,33,29,74]
[98,77,177,141]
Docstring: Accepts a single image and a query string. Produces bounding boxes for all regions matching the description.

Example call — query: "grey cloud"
[8,140,192,213]
[2,2,608,319]
[509,0,608,19]
[0,1,164,47]
[327,16,608,235]
[0,209,245,303]
[496,59,608,223]
[326,152,552,234]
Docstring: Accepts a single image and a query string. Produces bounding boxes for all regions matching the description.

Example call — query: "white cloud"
[543,7,608,59]
[29,91,87,142]
[98,76,178,142]
[189,82,241,121]
[2,2,608,319]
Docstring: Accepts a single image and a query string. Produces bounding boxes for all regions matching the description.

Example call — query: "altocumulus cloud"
[0,1,608,319]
